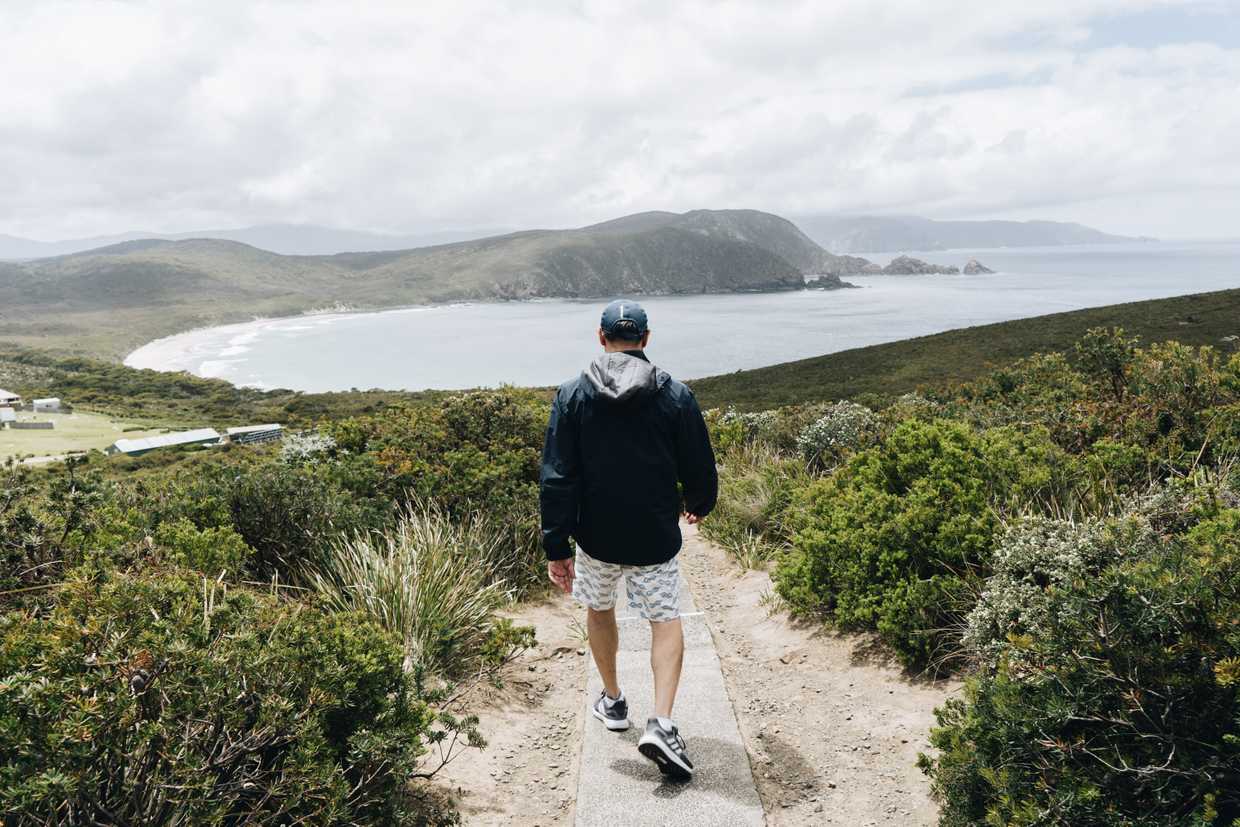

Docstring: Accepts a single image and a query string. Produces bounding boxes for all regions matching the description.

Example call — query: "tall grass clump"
[310,503,527,677]
[700,441,810,568]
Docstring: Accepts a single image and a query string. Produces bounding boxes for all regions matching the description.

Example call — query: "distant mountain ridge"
[793,214,1151,254]
[0,224,510,259]
[0,209,859,358]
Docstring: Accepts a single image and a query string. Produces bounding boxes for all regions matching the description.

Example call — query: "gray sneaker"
[591,690,630,731]
[637,717,693,780]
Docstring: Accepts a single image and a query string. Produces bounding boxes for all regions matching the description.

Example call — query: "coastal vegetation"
[700,328,1240,824]
[1,384,550,823]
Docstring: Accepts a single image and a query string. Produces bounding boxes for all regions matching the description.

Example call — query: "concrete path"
[574,574,764,827]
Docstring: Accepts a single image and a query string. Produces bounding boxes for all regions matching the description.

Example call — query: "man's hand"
[685,512,703,525]
[548,557,575,594]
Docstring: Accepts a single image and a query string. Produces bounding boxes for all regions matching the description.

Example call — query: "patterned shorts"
[572,550,681,622]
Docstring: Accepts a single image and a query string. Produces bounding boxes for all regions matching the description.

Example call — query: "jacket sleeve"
[676,389,718,518]
[539,388,580,561]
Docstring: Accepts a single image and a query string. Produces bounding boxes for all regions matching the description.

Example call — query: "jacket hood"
[584,351,667,403]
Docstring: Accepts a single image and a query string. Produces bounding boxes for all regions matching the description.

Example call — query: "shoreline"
[122,283,850,377]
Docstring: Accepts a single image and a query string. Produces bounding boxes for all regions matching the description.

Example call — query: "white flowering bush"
[795,401,878,469]
[280,431,337,464]
[720,407,779,444]
[927,508,1240,826]
[963,516,1157,665]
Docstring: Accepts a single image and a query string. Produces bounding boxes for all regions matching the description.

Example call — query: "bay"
[125,241,1240,392]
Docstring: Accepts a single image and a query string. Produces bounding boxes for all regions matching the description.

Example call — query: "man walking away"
[540,299,718,781]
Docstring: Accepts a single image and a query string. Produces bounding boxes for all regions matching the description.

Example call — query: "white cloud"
[1,0,1237,239]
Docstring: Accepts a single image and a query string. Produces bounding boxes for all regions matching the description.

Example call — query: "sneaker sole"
[637,738,693,781]
[591,706,630,731]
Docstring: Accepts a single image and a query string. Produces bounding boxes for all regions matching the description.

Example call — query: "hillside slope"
[795,214,1147,254]
[0,224,509,259]
[0,209,857,358]
[688,287,1240,409]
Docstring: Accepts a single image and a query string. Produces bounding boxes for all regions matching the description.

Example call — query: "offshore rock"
[962,258,995,274]
[881,255,960,275]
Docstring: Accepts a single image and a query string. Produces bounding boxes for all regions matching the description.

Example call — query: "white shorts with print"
[572,550,681,622]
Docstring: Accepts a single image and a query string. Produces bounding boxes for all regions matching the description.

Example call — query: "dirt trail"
[679,526,955,825]
[434,526,954,825]
[433,596,587,826]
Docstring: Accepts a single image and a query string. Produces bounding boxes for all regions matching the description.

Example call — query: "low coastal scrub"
[0,569,466,825]
[703,328,1240,822]
[0,386,550,823]
[925,503,1240,825]
[778,419,1074,669]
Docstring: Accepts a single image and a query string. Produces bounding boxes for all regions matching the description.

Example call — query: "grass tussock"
[309,502,515,676]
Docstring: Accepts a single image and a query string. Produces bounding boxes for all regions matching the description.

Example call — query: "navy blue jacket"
[539,350,718,566]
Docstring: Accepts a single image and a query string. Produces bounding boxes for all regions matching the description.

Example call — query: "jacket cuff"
[544,541,574,561]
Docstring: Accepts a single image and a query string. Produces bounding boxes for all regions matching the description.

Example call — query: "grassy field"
[1,410,166,461]
[688,287,1240,410]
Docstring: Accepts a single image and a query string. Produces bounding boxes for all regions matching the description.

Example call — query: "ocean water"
[125,241,1240,392]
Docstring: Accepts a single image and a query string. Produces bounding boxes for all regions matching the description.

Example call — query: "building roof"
[226,423,283,435]
[0,388,20,400]
[110,428,221,455]
[33,397,60,405]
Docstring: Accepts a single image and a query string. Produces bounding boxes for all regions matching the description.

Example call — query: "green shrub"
[949,352,1096,450]
[924,511,1240,826]
[152,518,252,578]
[704,407,748,454]
[309,504,531,676]
[1074,326,1138,402]
[212,460,384,582]
[326,390,546,596]
[1,461,56,606]
[776,419,1074,670]
[0,569,465,825]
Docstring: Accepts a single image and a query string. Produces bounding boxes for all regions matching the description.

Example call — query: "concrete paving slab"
[574,577,764,827]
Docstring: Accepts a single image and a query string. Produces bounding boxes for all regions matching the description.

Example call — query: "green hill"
[688,287,1240,410]
[0,209,863,359]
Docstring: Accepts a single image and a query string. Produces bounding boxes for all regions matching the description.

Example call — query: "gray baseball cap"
[600,299,649,340]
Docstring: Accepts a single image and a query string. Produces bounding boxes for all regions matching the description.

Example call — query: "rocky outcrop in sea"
[962,258,995,274]
[881,255,960,275]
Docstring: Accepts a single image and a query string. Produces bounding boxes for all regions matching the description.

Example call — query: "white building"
[226,423,284,445]
[107,428,222,457]
[0,407,16,427]
[0,389,20,406]
[32,397,61,413]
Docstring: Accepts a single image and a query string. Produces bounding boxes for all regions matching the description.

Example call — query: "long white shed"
[107,428,222,457]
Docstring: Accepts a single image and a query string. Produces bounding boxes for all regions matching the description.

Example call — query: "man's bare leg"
[587,607,621,698]
[650,617,684,718]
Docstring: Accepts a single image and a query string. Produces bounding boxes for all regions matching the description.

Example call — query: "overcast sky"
[3,0,1239,240]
